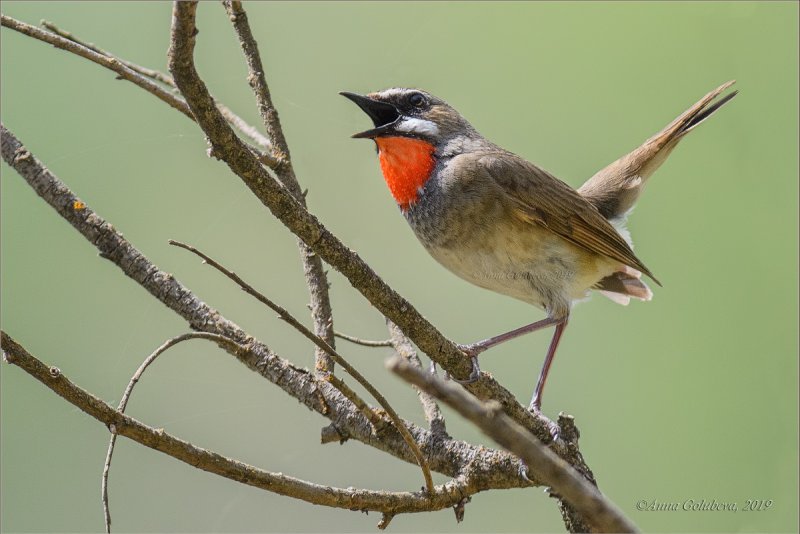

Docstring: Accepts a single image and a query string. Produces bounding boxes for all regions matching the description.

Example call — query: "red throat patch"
[374,137,436,209]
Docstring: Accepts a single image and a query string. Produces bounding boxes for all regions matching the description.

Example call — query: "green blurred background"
[1,2,797,532]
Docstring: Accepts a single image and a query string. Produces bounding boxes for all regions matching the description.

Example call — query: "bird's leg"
[461,317,561,355]
[451,317,561,384]
[529,317,569,412]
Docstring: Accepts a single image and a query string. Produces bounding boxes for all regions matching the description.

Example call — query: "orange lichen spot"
[73,200,86,210]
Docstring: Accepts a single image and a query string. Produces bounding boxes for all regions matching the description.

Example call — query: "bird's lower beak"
[340,91,401,138]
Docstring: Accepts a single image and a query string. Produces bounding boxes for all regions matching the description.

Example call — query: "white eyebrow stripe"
[396,118,439,136]
[379,88,407,98]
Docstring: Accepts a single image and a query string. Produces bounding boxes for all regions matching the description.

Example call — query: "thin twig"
[102,332,243,533]
[334,331,394,348]
[2,15,189,117]
[168,238,434,494]
[40,19,174,87]
[222,1,290,165]
[326,374,385,432]
[1,15,276,164]
[39,18,272,154]
[222,0,337,375]
[387,321,448,438]
[387,356,639,533]
[1,332,475,521]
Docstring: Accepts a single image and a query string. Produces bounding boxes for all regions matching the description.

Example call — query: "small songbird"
[342,82,736,413]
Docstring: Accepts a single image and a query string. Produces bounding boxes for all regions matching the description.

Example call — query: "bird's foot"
[442,344,485,384]
[450,355,481,384]
[528,404,561,443]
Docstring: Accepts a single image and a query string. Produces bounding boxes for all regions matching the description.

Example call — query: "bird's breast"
[375,137,436,210]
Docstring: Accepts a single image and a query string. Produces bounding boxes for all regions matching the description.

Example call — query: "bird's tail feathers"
[578,81,737,221]
[595,268,653,306]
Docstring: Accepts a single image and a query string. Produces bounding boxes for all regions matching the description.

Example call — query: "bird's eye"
[408,92,426,107]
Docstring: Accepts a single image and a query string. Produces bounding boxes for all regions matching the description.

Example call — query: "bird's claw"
[518,461,532,483]
[529,405,561,443]
[450,355,481,384]
[442,343,485,382]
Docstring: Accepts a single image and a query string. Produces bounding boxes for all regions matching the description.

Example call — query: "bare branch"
[388,356,639,533]
[223,0,291,164]
[335,331,394,347]
[1,332,474,520]
[222,0,337,376]
[167,239,434,494]
[41,17,271,155]
[103,332,244,533]
[0,14,277,165]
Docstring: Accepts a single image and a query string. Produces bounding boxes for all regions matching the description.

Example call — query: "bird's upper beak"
[340,91,401,138]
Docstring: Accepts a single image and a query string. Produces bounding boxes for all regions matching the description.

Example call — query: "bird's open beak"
[340,91,401,138]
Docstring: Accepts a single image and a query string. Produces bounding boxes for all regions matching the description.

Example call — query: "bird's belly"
[421,222,615,315]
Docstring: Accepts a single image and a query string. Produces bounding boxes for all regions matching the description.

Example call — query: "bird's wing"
[476,150,660,284]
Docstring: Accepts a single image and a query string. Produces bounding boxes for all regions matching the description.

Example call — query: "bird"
[341,82,737,414]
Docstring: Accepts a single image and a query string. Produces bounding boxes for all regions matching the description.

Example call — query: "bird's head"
[340,88,472,144]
